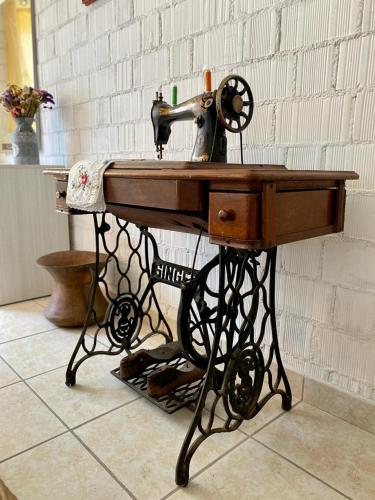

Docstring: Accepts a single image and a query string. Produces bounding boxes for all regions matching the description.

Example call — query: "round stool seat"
[37,250,108,327]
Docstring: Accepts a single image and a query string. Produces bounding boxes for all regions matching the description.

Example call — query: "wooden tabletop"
[44,160,358,182]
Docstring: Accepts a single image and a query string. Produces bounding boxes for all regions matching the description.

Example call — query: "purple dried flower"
[0,84,55,117]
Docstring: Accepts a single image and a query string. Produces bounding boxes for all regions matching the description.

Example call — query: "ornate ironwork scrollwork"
[223,342,264,420]
[175,246,292,486]
[106,293,140,348]
[65,213,174,386]
[63,212,292,489]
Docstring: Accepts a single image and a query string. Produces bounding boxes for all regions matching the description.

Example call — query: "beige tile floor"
[0,299,374,500]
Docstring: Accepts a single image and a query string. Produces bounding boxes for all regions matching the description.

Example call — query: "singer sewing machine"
[151,73,253,161]
[44,73,358,487]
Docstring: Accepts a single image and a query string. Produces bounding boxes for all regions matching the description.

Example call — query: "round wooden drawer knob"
[56,190,66,199]
[218,209,234,222]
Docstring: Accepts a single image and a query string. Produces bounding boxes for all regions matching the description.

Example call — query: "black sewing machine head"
[151,74,254,162]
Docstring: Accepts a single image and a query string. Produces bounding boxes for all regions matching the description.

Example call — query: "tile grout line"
[161,399,303,499]
[1,329,111,382]
[0,327,361,499]
[242,399,303,438]
[0,431,70,465]
[0,355,138,499]
[251,436,353,500]
[24,363,70,380]
[0,379,23,390]
[161,434,251,500]
[0,354,21,382]
[0,326,60,345]
[1,353,365,500]
[71,430,137,500]
[2,344,297,500]
[301,401,375,438]
[71,396,141,431]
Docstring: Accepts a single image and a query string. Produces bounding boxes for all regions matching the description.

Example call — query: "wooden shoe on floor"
[119,341,181,380]
[147,361,205,398]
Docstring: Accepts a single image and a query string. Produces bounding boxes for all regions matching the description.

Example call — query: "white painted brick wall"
[242,55,295,102]
[295,45,336,96]
[0,4,7,151]
[35,0,375,401]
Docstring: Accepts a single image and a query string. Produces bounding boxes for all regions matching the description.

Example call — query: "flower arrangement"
[0,84,54,119]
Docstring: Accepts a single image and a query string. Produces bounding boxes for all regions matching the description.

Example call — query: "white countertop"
[0,164,64,169]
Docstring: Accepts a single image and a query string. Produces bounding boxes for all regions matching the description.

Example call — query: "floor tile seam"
[302,401,375,438]
[0,300,44,310]
[244,399,303,438]
[70,430,137,500]
[1,358,138,499]
[160,435,250,500]
[201,405,249,438]
[0,356,72,431]
[0,326,59,345]
[1,347,123,383]
[2,347,142,431]
[0,354,21,381]
[0,427,136,500]
[0,430,70,465]
[70,395,142,431]
[205,394,303,438]
[87,332,111,348]
[32,296,50,306]
[24,363,69,381]
[0,379,22,390]
[251,436,353,500]
[22,363,143,433]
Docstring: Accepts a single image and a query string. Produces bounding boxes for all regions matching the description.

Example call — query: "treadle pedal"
[147,361,205,398]
[111,355,205,414]
[119,341,182,380]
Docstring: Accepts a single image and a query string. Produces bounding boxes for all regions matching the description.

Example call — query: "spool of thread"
[172,85,178,106]
[204,70,212,92]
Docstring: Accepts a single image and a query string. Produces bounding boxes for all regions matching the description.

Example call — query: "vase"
[11,117,40,165]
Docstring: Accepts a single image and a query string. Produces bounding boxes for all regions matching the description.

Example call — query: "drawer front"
[54,178,203,212]
[209,192,260,241]
[104,178,203,211]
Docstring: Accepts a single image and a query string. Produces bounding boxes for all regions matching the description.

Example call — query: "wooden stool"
[37,250,108,327]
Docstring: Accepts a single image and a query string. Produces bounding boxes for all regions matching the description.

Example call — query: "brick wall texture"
[34,0,375,401]
[0,5,8,161]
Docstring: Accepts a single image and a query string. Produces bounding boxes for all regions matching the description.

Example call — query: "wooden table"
[46,160,357,486]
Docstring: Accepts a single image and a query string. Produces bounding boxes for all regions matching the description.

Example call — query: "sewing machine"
[44,73,358,487]
[151,73,253,161]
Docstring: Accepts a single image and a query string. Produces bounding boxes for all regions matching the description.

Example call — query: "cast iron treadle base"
[110,356,205,414]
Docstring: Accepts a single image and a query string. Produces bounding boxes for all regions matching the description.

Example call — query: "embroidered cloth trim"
[66,159,112,212]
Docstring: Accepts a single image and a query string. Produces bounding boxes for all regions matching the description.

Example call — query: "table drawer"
[105,178,203,211]
[209,192,261,241]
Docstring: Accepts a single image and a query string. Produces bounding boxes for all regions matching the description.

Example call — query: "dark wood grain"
[43,162,358,182]
[262,182,276,247]
[107,204,207,234]
[104,177,203,211]
[44,161,358,250]
[209,192,260,241]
